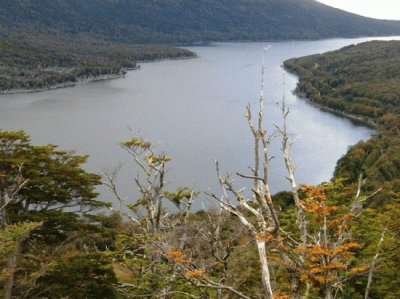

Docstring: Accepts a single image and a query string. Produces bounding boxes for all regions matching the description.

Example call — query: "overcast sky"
[317,0,400,20]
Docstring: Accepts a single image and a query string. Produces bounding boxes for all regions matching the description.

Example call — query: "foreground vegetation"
[1,40,400,298]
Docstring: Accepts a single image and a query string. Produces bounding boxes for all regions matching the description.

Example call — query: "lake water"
[2,37,396,208]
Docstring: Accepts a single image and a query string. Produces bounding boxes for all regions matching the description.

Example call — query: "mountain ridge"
[2,0,400,44]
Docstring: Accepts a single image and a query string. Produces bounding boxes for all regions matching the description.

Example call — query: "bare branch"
[197,280,252,299]
[365,229,387,299]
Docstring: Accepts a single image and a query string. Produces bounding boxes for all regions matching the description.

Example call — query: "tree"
[209,56,282,298]
[105,137,206,297]
[291,183,369,299]
[0,130,110,298]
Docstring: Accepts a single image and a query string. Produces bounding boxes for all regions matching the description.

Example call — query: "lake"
[2,37,395,208]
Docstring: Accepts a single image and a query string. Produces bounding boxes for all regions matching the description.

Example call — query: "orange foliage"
[256,232,275,243]
[348,265,370,276]
[293,185,368,289]
[329,212,354,236]
[332,243,361,257]
[300,185,340,221]
[273,291,291,299]
[307,245,330,257]
[184,269,207,280]
[167,250,190,264]
[310,263,347,274]
[255,233,286,251]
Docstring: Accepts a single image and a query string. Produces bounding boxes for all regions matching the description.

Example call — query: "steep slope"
[284,40,400,204]
[283,40,400,298]
[1,0,400,44]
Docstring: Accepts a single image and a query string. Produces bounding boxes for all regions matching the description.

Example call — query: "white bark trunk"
[256,240,273,299]
[324,286,334,299]
[364,229,386,299]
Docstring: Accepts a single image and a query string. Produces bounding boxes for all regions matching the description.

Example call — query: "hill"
[0,38,193,93]
[284,41,400,199]
[284,39,400,204]
[283,39,400,297]
[2,0,400,44]
[2,0,400,93]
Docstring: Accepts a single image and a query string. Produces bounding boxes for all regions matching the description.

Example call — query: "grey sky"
[317,0,400,20]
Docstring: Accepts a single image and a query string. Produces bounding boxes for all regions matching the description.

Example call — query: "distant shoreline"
[0,55,196,95]
[291,89,378,129]
[0,73,126,95]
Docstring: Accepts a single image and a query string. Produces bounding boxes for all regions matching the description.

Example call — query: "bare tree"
[272,87,309,298]
[209,48,280,298]
[105,137,171,233]
[364,228,386,299]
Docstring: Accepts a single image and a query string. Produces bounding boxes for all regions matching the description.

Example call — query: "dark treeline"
[0,38,194,92]
[2,0,400,44]
[284,40,400,297]
[3,0,400,93]
[284,40,400,203]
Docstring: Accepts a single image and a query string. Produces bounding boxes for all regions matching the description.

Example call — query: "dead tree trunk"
[365,229,386,299]
[211,49,280,298]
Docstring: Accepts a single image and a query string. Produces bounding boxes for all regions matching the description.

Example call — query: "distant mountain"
[2,0,400,44]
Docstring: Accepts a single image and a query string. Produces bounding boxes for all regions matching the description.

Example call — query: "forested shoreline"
[0,38,195,93]
[284,40,400,200]
[1,40,400,298]
[283,40,400,297]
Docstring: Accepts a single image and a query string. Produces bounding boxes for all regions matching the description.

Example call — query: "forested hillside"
[284,40,400,297]
[0,39,193,92]
[2,0,400,44]
[284,40,400,197]
[3,0,400,93]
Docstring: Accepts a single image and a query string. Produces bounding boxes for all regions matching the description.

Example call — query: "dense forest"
[284,40,400,202]
[283,40,400,297]
[3,0,400,93]
[1,40,400,298]
[0,38,194,93]
[2,0,400,44]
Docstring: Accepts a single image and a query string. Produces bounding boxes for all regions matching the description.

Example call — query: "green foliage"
[0,222,42,281]
[284,41,400,202]
[36,251,119,299]
[3,38,400,297]
[163,188,198,209]
[0,130,106,220]
[284,41,400,298]
[0,39,194,93]
[0,131,121,298]
[2,0,400,45]
[284,41,400,127]
[3,0,400,93]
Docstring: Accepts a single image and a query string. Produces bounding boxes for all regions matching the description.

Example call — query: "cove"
[2,37,393,207]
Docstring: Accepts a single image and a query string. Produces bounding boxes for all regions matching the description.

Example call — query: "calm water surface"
[2,37,396,207]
